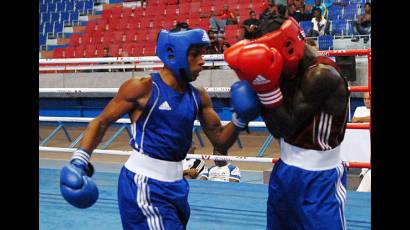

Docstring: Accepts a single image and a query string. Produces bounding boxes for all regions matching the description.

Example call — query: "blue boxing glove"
[60,148,99,209]
[230,81,261,129]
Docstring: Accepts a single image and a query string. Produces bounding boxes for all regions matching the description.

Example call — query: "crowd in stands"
[39,0,371,59]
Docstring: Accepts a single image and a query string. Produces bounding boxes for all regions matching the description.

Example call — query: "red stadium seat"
[95,22,108,32]
[95,47,105,57]
[65,46,75,58]
[122,8,133,18]
[85,44,96,57]
[85,21,97,33]
[102,9,113,20]
[81,33,93,45]
[143,47,156,56]
[111,7,123,19]
[53,47,65,58]
[74,45,86,58]
[108,44,120,57]
[139,18,151,30]
[69,33,81,46]
[125,30,138,43]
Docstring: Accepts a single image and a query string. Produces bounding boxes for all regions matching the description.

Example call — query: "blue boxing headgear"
[156,29,211,81]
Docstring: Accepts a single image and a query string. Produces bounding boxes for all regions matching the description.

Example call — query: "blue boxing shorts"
[267,139,347,230]
[118,151,190,230]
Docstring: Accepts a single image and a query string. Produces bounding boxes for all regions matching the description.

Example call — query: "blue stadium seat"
[40,34,47,47]
[85,0,94,10]
[51,12,60,22]
[345,21,353,36]
[42,12,51,23]
[60,12,69,23]
[65,2,74,11]
[39,23,44,35]
[56,2,64,12]
[342,5,358,20]
[48,2,56,12]
[54,21,64,34]
[44,22,54,34]
[75,1,85,12]
[40,3,48,13]
[330,20,346,36]
[318,35,333,50]
[299,21,311,35]
[70,11,79,21]
[327,6,342,20]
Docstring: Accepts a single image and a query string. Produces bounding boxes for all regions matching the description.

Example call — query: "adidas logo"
[252,75,271,85]
[159,101,172,110]
[202,33,210,42]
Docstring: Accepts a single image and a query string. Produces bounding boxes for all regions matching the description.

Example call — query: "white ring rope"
[40,87,361,94]
[39,146,371,168]
[39,54,225,64]
[39,116,266,127]
[39,146,277,163]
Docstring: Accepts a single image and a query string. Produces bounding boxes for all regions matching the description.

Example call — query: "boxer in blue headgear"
[156,28,211,82]
[60,26,262,229]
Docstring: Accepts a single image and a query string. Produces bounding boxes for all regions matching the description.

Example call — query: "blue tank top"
[130,73,202,161]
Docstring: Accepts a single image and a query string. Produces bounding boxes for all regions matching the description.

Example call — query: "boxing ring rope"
[39,116,369,130]
[39,49,371,73]
[38,146,371,169]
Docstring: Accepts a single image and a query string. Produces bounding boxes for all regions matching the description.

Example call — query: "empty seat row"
[53,42,157,58]
[40,11,79,24]
[40,21,65,36]
[40,0,94,13]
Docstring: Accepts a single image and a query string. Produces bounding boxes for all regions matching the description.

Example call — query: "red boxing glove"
[225,43,284,108]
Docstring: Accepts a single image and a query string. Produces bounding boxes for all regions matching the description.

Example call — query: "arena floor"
[40,166,371,230]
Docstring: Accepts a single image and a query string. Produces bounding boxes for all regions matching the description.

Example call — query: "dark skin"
[79,46,240,156]
[199,149,239,182]
[261,44,348,139]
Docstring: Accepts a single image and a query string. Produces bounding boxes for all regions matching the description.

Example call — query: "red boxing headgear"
[253,17,305,77]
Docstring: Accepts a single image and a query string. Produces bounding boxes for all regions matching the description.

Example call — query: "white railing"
[39,55,227,71]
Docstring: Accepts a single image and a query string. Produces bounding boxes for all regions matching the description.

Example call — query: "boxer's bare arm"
[262,65,347,139]
[196,86,240,154]
[79,78,151,153]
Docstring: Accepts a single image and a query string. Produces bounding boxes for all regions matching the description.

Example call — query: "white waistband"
[279,138,342,171]
[125,150,183,182]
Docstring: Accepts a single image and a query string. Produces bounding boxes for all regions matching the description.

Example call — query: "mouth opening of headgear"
[167,47,175,60]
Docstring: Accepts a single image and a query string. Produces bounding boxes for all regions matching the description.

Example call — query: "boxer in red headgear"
[225,12,351,230]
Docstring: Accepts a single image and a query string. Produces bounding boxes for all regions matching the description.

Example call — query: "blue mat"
[40,168,370,230]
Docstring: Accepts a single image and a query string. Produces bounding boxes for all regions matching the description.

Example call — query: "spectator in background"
[260,3,278,21]
[241,10,262,39]
[351,2,371,43]
[288,0,312,22]
[103,47,110,57]
[95,47,113,72]
[183,146,206,180]
[170,21,190,32]
[209,4,237,32]
[311,0,346,19]
[205,30,230,55]
[307,7,330,37]
[199,149,241,182]
[207,29,217,44]
[352,92,370,123]
[352,92,371,192]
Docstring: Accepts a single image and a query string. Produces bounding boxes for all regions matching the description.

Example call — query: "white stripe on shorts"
[335,164,347,230]
[135,174,165,230]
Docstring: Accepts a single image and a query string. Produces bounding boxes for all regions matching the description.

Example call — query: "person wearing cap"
[59,27,261,229]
